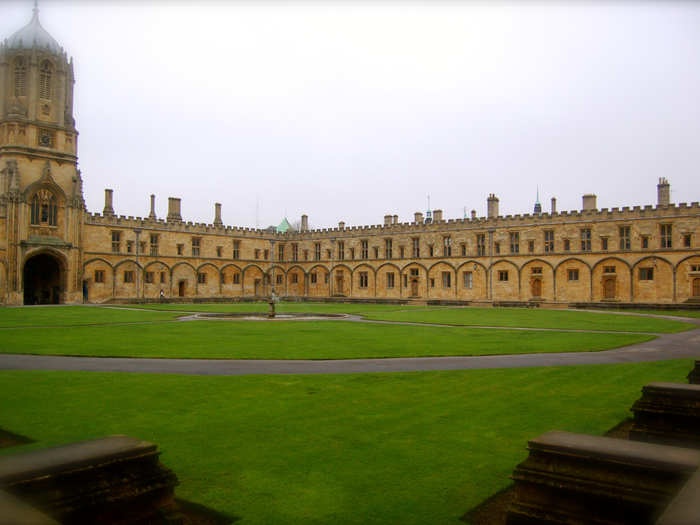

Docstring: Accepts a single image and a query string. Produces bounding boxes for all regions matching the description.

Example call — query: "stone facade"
[1,9,699,306]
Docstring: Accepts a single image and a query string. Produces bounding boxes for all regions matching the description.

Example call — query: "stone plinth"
[507,431,700,525]
[0,435,179,524]
[0,490,60,525]
[630,382,700,449]
[687,361,700,385]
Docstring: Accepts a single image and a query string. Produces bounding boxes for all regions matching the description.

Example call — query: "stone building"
[1,8,699,306]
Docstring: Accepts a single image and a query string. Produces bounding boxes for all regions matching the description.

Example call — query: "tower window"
[39,60,53,100]
[14,57,26,97]
[30,190,57,226]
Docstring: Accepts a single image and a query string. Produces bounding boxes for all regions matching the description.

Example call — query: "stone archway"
[23,253,64,305]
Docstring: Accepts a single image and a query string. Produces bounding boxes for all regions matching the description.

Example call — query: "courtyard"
[0,304,698,523]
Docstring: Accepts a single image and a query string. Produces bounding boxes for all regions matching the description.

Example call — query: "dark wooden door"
[178,280,186,297]
[531,279,542,297]
[411,280,419,297]
[693,278,700,297]
[603,279,615,299]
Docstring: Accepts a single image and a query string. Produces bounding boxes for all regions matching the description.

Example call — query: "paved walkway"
[1,316,698,376]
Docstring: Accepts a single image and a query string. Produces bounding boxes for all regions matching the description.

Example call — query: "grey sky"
[2,1,699,229]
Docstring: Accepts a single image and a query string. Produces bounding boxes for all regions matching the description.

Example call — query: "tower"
[533,187,542,215]
[0,4,84,305]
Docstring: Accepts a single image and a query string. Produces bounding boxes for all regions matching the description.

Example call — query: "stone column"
[103,189,114,216]
[214,203,222,226]
[148,194,156,220]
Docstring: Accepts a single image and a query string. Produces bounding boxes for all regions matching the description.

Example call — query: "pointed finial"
[535,185,540,204]
[33,0,39,16]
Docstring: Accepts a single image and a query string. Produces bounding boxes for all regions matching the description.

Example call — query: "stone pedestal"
[630,382,700,449]
[687,361,700,385]
[656,469,700,525]
[0,490,60,525]
[507,431,700,525]
[0,435,179,524]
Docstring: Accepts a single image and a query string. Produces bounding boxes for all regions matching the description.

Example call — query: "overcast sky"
[2,1,699,229]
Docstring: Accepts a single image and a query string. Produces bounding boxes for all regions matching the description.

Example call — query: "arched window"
[30,189,58,227]
[14,57,26,97]
[39,61,53,100]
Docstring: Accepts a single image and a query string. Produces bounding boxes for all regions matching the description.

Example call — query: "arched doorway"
[23,253,63,305]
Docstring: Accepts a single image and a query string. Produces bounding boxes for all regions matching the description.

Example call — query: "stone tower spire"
[533,187,542,215]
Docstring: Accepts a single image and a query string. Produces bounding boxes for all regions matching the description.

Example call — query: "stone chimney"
[384,214,392,226]
[103,189,114,216]
[338,221,345,230]
[148,194,156,220]
[414,212,424,224]
[487,194,499,219]
[301,214,308,231]
[657,177,670,206]
[393,215,398,224]
[471,209,476,220]
[433,209,443,222]
[213,203,222,226]
[551,197,557,214]
[582,194,597,211]
[167,197,182,222]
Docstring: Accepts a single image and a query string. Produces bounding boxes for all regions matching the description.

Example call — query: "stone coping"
[0,435,157,486]
[642,382,700,399]
[528,431,700,472]
[656,469,700,525]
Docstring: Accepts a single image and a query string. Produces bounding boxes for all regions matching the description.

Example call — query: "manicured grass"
[612,309,700,319]
[0,320,652,359]
[0,305,178,328]
[0,360,691,524]
[114,302,432,315]
[362,307,694,333]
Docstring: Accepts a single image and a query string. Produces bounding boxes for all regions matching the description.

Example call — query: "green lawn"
[0,305,178,327]
[361,307,693,333]
[0,319,652,359]
[611,309,700,319]
[0,360,692,524]
[113,302,430,315]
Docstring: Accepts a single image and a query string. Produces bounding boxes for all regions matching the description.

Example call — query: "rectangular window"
[567,269,579,281]
[660,224,672,249]
[361,240,369,259]
[278,244,285,261]
[359,271,368,288]
[276,274,283,285]
[374,247,379,258]
[532,267,542,275]
[232,273,240,284]
[192,237,200,256]
[564,239,571,251]
[216,246,223,258]
[160,272,166,283]
[291,273,298,284]
[619,226,630,250]
[123,270,134,283]
[387,272,395,289]
[145,272,154,284]
[111,231,121,253]
[580,228,591,251]
[197,272,206,284]
[498,270,508,282]
[684,234,691,248]
[442,271,451,288]
[292,243,299,262]
[327,249,332,259]
[639,267,654,280]
[311,272,317,284]
[601,237,608,251]
[126,240,134,253]
[430,278,435,288]
[350,247,355,260]
[494,242,500,255]
[603,266,616,274]
[314,243,321,261]
[304,249,309,261]
[642,236,649,249]
[410,268,419,277]
[528,240,535,253]
[385,238,393,259]
[428,245,434,257]
[509,232,519,253]
[149,234,159,256]
[233,241,240,259]
[337,241,344,261]
[544,230,554,253]
[94,270,105,283]
[399,246,405,259]
[690,265,700,273]
[443,236,451,257]
[412,238,420,258]
[461,243,467,257]
[264,249,269,260]
[463,271,473,289]
[403,274,408,288]
[139,241,146,254]
[177,244,184,256]
[476,234,486,256]
[324,273,329,284]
